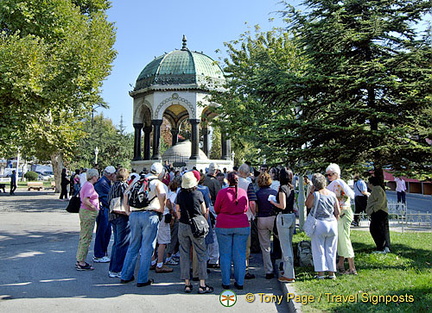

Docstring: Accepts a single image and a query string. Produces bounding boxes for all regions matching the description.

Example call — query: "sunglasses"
[325,173,335,177]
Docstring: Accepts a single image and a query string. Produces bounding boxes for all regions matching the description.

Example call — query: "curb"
[277,266,302,313]
[279,279,302,312]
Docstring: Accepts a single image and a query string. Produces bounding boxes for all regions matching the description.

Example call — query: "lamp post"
[94,147,99,165]
[16,146,21,182]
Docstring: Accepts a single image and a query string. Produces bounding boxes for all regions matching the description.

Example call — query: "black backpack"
[128,177,155,208]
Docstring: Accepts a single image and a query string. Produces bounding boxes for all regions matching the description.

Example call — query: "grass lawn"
[291,230,432,312]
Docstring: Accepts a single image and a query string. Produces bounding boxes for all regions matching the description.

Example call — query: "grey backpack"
[297,240,313,267]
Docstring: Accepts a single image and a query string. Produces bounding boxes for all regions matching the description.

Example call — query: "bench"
[27,182,44,191]
[44,181,56,190]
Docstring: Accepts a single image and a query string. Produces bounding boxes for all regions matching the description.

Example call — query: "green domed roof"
[135,37,224,91]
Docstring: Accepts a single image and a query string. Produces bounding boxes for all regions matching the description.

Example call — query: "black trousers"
[370,210,391,251]
[60,184,68,199]
[10,182,17,195]
[354,195,368,223]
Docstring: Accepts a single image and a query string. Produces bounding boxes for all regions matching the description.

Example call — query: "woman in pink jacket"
[214,172,250,290]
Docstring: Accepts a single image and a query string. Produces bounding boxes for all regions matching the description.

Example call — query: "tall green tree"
[211,28,308,167]
[70,113,133,171]
[284,0,432,178]
[215,1,432,178]
[0,0,116,188]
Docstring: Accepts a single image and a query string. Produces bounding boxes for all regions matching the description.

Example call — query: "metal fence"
[356,202,432,232]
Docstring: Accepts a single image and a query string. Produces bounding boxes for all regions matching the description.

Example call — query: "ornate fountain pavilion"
[130,36,233,172]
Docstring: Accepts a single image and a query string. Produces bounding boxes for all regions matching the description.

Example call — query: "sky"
[99,1,431,134]
[99,0,293,133]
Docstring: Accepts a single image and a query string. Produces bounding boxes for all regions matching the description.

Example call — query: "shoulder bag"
[66,195,81,213]
[109,197,125,213]
[109,182,128,213]
[184,205,209,238]
[303,191,319,237]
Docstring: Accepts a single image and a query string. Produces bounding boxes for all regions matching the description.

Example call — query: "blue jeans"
[216,227,250,286]
[94,207,112,258]
[109,215,130,273]
[121,211,159,284]
[276,213,296,279]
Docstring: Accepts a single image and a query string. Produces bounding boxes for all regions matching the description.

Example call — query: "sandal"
[76,262,94,271]
[184,285,193,293]
[198,284,214,294]
[337,267,345,274]
[343,269,358,275]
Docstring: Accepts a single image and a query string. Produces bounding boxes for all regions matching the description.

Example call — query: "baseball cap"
[192,170,201,182]
[104,166,116,174]
[208,163,218,173]
[150,162,164,174]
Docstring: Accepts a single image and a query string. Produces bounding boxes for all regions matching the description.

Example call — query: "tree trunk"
[51,152,63,193]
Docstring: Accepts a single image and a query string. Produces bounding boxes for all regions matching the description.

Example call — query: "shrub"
[24,171,39,181]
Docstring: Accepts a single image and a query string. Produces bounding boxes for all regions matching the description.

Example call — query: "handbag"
[304,192,319,237]
[66,195,81,213]
[109,196,125,213]
[164,213,173,224]
[185,207,209,238]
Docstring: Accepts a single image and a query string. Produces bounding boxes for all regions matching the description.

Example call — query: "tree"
[69,113,134,171]
[0,0,116,189]
[214,1,432,178]
[284,0,432,179]
[210,27,308,168]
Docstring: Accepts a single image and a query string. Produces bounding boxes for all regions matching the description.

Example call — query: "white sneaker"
[108,271,121,278]
[165,258,179,265]
[372,250,386,254]
[93,256,110,263]
[383,247,391,253]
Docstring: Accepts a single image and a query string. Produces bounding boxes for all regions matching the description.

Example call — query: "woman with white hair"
[325,163,357,275]
[76,168,100,270]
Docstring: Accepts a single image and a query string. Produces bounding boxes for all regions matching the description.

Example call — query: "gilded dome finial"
[181,35,188,51]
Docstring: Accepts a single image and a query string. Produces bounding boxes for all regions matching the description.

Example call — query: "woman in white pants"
[305,174,340,279]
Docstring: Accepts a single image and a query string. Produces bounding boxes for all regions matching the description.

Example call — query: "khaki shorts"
[157,216,171,244]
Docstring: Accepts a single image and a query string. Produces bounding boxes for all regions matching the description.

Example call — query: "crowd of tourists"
[71,161,392,292]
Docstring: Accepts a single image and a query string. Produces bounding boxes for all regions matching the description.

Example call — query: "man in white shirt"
[353,174,370,226]
[121,162,166,287]
[395,177,407,204]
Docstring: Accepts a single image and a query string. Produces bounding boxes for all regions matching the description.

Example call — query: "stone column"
[189,119,200,159]
[202,126,209,157]
[151,119,163,160]
[221,133,231,160]
[171,128,179,146]
[143,125,152,160]
[133,123,143,160]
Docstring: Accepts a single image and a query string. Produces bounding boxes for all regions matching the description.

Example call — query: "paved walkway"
[0,189,296,312]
